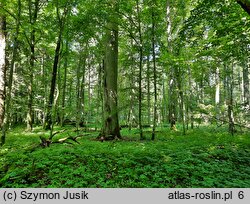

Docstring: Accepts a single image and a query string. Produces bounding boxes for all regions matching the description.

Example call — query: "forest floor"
[0,125,249,188]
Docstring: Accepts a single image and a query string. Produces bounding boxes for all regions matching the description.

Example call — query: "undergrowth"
[0,125,249,187]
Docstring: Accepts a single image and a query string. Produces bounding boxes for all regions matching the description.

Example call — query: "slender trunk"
[45,33,62,129]
[0,6,7,145]
[97,61,103,129]
[162,75,167,124]
[188,66,194,129]
[42,54,47,128]
[76,55,82,130]
[27,0,40,131]
[127,38,135,131]
[151,9,157,140]
[226,63,235,135]
[1,0,21,145]
[45,4,68,129]
[60,40,68,126]
[166,0,177,130]
[80,51,87,127]
[146,55,151,125]
[177,67,186,135]
[179,89,186,135]
[87,60,91,125]
[136,0,144,140]
[215,67,220,124]
[243,58,249,106]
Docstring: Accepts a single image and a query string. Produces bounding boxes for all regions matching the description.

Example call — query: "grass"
[0,125,249,188]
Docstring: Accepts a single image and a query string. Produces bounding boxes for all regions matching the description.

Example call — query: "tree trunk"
[166,0,177,131]
[60,38,69,127]
[97,61,103,129]
[136,0,144,140]
[0,5,7,145]
[146,55,151,125]
[226,64,235,135]
[87,60,92,125]
[27,0,40,131]
[215,67,220,124]
[100,0,121,140]
[45,4,68,129]
[151,9,157,140]
[243,58,249,106]
[80,51,87,127]
[76,52,86,130]
[1,0,21,145]
[177,67,186,135]
[45,33,62,129]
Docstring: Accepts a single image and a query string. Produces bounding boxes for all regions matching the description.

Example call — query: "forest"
[0,0,249,188]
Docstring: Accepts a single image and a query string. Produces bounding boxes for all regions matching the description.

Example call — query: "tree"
[151,2,157,140]
[0,1,7,145]
[26,0,41,131]
[100,0,121,140]
[44,0,70,130]
[1,0,21,145]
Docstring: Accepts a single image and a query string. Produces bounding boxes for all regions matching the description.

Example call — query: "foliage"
[0,126,249,187]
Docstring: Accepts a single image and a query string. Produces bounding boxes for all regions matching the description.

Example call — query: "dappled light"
[0,0,249,188]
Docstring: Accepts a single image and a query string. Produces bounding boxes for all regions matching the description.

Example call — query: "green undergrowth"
[0,125,249,187]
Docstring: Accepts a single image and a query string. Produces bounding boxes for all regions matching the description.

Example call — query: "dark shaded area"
[237,0,250,15]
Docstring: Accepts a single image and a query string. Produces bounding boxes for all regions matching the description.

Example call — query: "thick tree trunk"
[0,7,7,145]
[100,0,121,140]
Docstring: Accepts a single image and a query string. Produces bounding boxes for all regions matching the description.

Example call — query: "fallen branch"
[49,129,66,140]
[39,131,87,148]
[211,116,250,130]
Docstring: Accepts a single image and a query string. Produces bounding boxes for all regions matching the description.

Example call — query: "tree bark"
[136,0,144,140]
[100,0,121,140]
[151,8,157,140]
[27,0,40,131]
[45,33,62,129]
[226,63,235,135]
[243,58,249,106]
[60,38,69,127]
[0,4,7,145]
[146,55,151,126]
[1,0,21,145]
[45,3,68,129]
[215,67,220,124]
